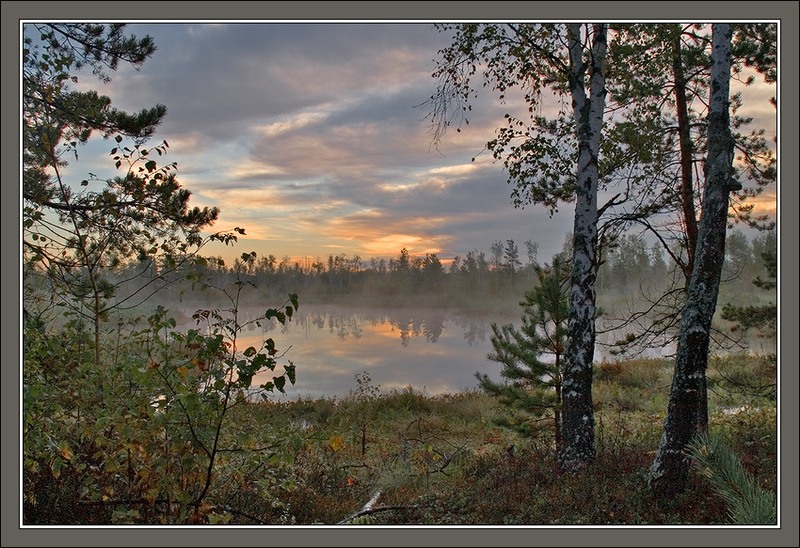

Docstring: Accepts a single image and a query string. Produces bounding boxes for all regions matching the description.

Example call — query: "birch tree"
[559,23,607,468]
[426,23,608,469]
[597,24,776,359]
[649,23,738,496]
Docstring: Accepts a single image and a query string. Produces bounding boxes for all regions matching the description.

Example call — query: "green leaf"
[274,376,286,393]
[264,338,277,358]
[265,309,286,324]
[251,353,270,370]
[115,135,123,143]
[284,363,296,385]
[205,335,224,354]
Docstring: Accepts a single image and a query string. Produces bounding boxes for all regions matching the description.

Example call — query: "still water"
[219,304,518,399]
[211,304,688,400]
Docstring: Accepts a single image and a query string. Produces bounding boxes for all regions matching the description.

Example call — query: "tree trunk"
[559,23,607,471]
[672,29,699,283]
[650,24,735,496]
[554,377,563,454]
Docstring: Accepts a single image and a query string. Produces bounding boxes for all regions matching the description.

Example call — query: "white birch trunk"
[650,23,735,495]
[559,23,607,470]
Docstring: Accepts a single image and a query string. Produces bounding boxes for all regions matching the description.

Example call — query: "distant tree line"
[40,229,773,316]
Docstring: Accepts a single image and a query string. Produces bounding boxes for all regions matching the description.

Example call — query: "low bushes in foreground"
[23,358,777,525]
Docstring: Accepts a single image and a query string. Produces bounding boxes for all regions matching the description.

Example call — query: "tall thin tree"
[425,23,608,469]
[558,23,608,469]
[650,23,738,495]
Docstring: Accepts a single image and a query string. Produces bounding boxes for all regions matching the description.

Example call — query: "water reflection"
[225,304,513,399]
[183,304,773,400]
[250,305,494,347]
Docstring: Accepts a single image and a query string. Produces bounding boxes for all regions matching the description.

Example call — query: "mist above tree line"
[75,228,775,327]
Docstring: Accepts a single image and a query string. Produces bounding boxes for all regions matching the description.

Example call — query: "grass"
[216,355,776,525]
[23,355,777,526]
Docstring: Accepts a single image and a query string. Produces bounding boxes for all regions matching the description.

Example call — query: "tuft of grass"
[376,386,436,415]
[593,359,670,417]
[595,358,672,390]
[707,354,777,410]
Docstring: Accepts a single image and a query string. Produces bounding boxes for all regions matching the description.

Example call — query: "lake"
[198,303,691,400]
[220,304,517,400]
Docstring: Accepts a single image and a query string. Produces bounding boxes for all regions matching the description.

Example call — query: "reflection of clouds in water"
[224,304,508,399]
[177,304,671,400]
[175,303,773,401]
[262,307,457,346]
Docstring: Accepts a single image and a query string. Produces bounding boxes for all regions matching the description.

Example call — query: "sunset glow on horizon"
[48,21,778,268]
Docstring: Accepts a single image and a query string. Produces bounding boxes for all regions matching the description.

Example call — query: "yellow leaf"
[326,434,344,452]
[58,441,73,460]
[144,488,159,504]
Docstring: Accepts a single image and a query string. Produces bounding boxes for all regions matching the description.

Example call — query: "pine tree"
[23,24,223,364]
[721,242,777,338]
[476,256,570,451]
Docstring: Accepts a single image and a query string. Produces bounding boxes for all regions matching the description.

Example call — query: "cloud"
[106,23,453,138]
[64,21,775,270]
[253,111,332,138]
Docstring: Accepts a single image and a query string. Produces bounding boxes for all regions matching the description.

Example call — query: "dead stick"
[338,490,381,524]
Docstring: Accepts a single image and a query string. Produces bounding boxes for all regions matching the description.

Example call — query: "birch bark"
[559,23,607,470]
[650,23,735,495]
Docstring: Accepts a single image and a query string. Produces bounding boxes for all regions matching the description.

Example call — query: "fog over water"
[208,304,516,399]
[176,303,716,401]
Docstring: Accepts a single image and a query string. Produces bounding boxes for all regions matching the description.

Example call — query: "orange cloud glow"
[747,190,778,217]
[253,110,332,138]
[359,234,446,257]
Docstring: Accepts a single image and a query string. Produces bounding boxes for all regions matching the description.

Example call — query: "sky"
[46,21,778,269]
